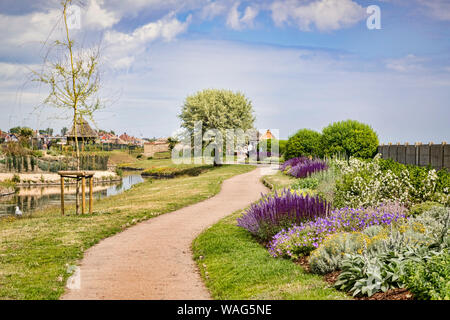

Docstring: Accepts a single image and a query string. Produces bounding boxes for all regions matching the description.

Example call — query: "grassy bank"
[261,170,297,191]
[0,163,254,300]
[0,180,15,195]
[192,210,349,300]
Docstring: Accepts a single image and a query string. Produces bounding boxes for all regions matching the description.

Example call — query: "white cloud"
[271,0,366,31]
[385,54,426,72]
[416,0,450,21]
[0,9,61,47]
[84,0,120,30]
[2,39,450,142]
[201,0,229,19]
[103,12,192,69]
[226,2,259,30]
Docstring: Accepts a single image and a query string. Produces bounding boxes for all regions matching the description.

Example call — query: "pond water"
[0,173,146,217]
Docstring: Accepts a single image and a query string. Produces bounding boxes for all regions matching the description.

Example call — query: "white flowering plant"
[333,154,449,208]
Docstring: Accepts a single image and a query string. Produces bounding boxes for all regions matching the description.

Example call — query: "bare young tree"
[33,0,103,214]
[34,0,101,167]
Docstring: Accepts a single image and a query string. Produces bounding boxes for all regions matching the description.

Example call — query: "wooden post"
[60,176,65,216]
[76,178,79,215]
[443,142,447,170]
[89,177,93,214]
[82,177,86,214]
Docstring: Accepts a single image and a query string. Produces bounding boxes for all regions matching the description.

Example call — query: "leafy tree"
[321,120,379,158]
[179,89,255,135]
[18,127,34,138]
[179,89,255,164]
[61,127,68,136]
[9,127,22,135]
[285,129,323,160]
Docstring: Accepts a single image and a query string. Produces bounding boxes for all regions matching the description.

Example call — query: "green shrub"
[278,140,287,156]
[32,150,43,158]
[12,174,20,183]
[142,166,209,178]
[309,226,388,275]
[333,208,449,297]
[321,120,379,158]
[153,151,171,159]
[115,167,123,177]
[409,201,444,217]
[284,129,323,160]
[309,232,369,275]
[401,250,450,300]
[291,177,319,190]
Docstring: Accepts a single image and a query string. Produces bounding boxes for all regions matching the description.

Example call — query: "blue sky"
[0,0,449,142]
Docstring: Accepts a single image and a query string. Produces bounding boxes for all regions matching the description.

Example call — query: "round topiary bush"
[321,120,379,158]
[284,129,323,160]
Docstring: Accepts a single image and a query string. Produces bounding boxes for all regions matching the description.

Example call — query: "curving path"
[62,167,268,300]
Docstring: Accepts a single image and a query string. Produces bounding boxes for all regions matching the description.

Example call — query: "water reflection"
[0,173,145,217]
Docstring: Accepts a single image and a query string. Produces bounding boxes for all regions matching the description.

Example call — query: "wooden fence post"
[60,176,65,216]
[443,142,447,170]
[82,177,86,214]
[89,177,93,214]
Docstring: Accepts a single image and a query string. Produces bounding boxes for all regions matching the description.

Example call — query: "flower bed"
[333,155,450,208]
[240,152,450,299]
[268,202,408,259]
[280,157,328,178]
[237,189,330,241]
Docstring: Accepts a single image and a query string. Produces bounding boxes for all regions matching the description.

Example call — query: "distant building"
[144,138,170,157]
[119,133,144,146]
[4,133,19,143]
[66,118,98,144]
[0,130,7,142]
[259,129,275,141]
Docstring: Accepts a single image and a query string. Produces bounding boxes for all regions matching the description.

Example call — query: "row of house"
[58,118,145,146]
[1,119,146,148]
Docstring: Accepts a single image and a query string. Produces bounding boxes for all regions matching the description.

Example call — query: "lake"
[0,173,146,217]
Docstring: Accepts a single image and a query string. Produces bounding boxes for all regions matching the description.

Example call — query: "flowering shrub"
[281,157,328,178]
[309,232,371,275]
[333,207,449,297]
[333,155,450,208]
[236,189,330,241]
[268,202,407,259]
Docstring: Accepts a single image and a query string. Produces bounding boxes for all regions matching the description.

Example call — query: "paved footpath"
[62,167,268,300]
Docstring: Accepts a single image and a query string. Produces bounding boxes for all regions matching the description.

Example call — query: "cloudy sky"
[0,0,449,143]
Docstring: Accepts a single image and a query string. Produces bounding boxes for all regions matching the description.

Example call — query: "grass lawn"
[0,163,254,300]
[192,210,349,300]
[118,157,199,170]
[262,170,297,191]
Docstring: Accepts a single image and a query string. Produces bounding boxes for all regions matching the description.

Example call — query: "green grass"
[192,210,349,300]
[0,180,15,194]
[118,158,196,170]
[0,163,255,300]
[262,170,297,191]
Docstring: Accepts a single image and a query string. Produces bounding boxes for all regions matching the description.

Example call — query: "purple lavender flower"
[236,189,330,238]
[280,157,328,178]
[267,202,408,259]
